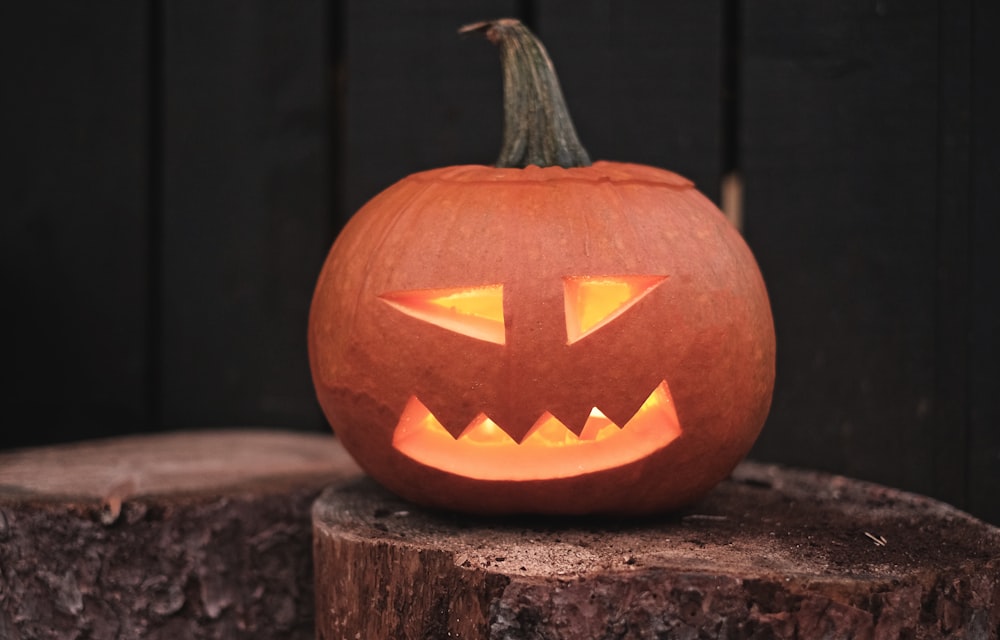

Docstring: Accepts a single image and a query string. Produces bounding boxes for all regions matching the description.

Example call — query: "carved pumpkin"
[308,19,775,514]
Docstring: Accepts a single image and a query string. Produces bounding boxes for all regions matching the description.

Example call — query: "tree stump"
[314,461,1000,639]
[0,430,360,639]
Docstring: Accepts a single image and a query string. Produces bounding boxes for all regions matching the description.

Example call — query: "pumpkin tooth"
[457,415,516,444]
[391,396,449,447]
[590,376,663,431]
[488,402,549,443]
[423,401,484,439]
[547,402,598,436]
[600,406,642,434]
[521,414,582,447]
[579,408,622,441]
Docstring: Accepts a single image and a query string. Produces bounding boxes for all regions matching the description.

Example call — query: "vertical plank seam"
[722,0,741,177]
[147,0,165,430]
[328,0,346,237]
[721,0,743,227]
[963,0,977,518]
[967,0,997,523]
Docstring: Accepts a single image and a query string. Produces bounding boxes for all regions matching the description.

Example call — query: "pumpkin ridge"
[599,178,663,270]
[350,180,443,340]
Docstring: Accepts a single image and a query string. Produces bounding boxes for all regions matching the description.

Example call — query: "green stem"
[462,18,591,168]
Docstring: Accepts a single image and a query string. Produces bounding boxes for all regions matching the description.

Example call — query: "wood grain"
[314,461,1000,639]
[0,430,360,639]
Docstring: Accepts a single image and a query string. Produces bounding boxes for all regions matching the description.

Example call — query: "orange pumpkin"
[308,19,774,514]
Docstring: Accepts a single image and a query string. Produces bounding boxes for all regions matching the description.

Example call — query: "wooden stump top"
[0,429,357,504]
[314,461,1000,639]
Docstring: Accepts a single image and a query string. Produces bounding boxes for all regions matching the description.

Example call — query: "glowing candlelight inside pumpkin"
[392,381,681,481]
[564,275,666,344]
[379,285,505,344]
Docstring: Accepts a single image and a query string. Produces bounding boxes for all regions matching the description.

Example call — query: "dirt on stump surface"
[0,430,360,640]
[313,461,1000,639]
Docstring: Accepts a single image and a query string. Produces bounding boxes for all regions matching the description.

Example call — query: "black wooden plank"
[160,1,330,429]
[969,0,1000,525]
[935,0,973,515]
[740,2,947,500]
[533,1,726,202]
[343,0,519,216]
[0,2,151,448]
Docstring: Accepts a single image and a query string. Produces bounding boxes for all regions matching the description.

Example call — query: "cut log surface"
[314,462,1000,640]
[0,430,360,640]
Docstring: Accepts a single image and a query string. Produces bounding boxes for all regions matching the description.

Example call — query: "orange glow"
[391,381,682,481]
[564,275,666,344]
[459,415,516,444]
[379,284,505,344]
[579,408,620,441]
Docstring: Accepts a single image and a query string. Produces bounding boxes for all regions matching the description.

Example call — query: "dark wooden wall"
[2,1,996,525]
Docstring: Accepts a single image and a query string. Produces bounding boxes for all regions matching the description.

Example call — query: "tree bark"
[0,430,360,639]
[314,461,1000,639]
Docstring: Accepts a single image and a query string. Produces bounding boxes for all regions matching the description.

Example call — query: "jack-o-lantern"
[309,19,775,515]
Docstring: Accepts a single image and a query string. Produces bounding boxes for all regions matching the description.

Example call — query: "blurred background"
[2,1,997,525]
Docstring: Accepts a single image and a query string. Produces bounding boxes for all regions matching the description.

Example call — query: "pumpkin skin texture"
[308,161,775,515]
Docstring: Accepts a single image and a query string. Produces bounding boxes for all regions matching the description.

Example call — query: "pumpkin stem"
[461,18,591,168]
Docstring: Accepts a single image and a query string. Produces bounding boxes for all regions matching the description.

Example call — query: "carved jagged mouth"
[391,382,682,481]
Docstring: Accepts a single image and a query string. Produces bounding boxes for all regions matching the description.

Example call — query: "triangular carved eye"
[379,285,506,345]
[563,275,666,344]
